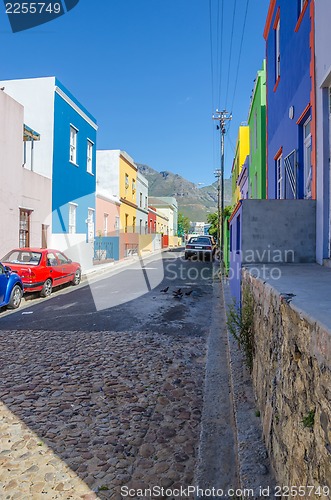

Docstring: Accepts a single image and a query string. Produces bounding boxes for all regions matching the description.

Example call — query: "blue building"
[0,77,98,270]
[264,0,315,201]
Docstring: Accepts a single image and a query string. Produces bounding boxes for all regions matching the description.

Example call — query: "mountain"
[137,163,232,222]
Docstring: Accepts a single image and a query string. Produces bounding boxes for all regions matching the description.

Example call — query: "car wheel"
[8,285,22,309]
[40,278,52,297]
[72,269,81,286]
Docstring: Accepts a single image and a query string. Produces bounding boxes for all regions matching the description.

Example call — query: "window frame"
[69,125,78,165]
[87,139,93,174]
[68,202,77,234]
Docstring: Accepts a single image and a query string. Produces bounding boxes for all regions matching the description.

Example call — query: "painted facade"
[264,0,315,201]
[148,197,178,237]
[315,0,331,264]
[136,172,149,235]
[0,89,52,258]
[248,60,267,199]
[0,77,97,271]
[231,126,250,204]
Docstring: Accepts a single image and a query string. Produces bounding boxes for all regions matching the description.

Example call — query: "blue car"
[0,262,23,309]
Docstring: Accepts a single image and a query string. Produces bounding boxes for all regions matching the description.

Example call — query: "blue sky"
[1,0,269,185]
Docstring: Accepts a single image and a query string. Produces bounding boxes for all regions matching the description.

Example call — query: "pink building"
[0,89,51,258]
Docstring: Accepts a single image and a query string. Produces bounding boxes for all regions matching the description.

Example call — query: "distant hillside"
[137,163,232,222]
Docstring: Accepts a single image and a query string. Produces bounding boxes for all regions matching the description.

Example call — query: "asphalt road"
[0,249,217,334]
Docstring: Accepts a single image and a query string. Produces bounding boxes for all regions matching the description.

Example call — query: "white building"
[136,172,149,234]
[0,89,51,258]
[148,197,178,237]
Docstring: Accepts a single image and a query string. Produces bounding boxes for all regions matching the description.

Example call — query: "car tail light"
[186,245,193,249]
[21,268,36,279]
[206,246,212,250]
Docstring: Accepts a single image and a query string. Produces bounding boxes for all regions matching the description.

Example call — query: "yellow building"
[119,152,138,232]
[231,125,250,204]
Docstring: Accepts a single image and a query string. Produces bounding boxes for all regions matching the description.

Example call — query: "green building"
[247,60,266,199]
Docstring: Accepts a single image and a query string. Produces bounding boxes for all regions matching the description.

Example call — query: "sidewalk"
[81,246,184,283]
[195,276,276,499]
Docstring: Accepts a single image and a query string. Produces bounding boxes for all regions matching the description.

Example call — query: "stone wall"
[242,270,331,494]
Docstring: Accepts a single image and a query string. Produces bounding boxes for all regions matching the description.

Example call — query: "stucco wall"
[242,269,331,493]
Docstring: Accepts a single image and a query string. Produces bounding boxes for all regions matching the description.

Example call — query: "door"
[55,251,74,284]
[46,252,64,287]
[0,264,7,305]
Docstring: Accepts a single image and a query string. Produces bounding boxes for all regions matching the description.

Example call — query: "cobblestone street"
[0,254,213,499]
[0,328,205,499]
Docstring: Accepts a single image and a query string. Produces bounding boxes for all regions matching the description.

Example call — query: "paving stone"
[0,329,205,498]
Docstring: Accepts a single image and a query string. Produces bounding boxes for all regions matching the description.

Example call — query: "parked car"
[1,248,81,297]
[0,262,23,309]
[184,236,216,261]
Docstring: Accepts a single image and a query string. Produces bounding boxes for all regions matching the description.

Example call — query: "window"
[125,214,129,233]
[47,252,58,267]
[70,126,78,164]
[275,17,280,81]
[125,174,129,194]
[132,179,136,195]
[236,215,241,252]
[19,209,32,247]
[276,155,283,199]
[254,110,258,151]
[140,192,143,208]
[56,252,70,264]
[103,213,108,236]
[145,196,148,209]
[303,117,312,199]
[115,216,120,233]
[69,203,77,234]
[140,219,142,234]
[133,216,136,233]
[87,140,93,174]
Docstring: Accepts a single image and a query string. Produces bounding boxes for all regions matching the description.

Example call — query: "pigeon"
[280,293,296,304]
[160,286,169,293]
[173,288,183,299]
[185,290,193,296]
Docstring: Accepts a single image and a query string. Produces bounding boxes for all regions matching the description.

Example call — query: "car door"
[55,251,74,284]
[46,252,64,288]
[0,264,7,305]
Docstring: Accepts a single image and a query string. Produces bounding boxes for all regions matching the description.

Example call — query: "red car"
[1,248,81,297]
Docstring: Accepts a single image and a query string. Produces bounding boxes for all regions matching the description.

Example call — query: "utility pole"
[212,109,232,274]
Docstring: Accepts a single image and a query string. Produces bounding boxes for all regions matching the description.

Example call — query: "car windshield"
[2,250,42,266]
[188,237,211,245]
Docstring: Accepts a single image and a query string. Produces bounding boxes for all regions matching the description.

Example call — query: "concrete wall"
[229,199,316,303]
[241,200,316,264]
[242,269,331,492]
[315,0,331,263]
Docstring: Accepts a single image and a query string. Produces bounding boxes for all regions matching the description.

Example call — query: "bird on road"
[173,288,182,296]
[185,290,193,296]
[160,286,169,293]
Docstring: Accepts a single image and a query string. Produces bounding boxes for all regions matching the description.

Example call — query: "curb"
[222,278,277,499]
